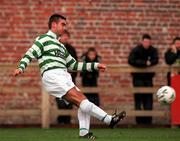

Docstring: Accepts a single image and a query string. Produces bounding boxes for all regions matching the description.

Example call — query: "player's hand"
[13,69,23,77]
[97,63,106,72]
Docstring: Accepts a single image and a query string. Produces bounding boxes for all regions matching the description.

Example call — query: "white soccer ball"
[156,86,176,104]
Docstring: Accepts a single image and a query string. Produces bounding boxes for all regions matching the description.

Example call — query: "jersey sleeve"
[65,52,99,72]
[18,38,43,72]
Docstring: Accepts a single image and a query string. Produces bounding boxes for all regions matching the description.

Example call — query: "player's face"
[175,40,180,50]
[55,19,67,36]
[142,39,151,49]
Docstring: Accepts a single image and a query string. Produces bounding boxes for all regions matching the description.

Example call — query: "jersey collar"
[47,30,58,39]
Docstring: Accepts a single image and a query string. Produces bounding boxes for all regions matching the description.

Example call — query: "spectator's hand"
[146,60,151,66]
[97,63,106,72]
[170,44,177,53]
[13,69,23,77]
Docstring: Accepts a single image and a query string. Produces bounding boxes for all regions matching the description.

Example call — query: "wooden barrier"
[0,63,179,128]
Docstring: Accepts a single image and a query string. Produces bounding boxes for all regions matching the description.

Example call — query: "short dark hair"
[87,47,96,53]
[48,14,66,29]
[142,34,151,40]
[173,37,180,44]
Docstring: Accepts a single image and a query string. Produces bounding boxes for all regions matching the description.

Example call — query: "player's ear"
[51,22,57,29]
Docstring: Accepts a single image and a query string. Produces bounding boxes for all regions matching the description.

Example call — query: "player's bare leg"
[62,87,86,106]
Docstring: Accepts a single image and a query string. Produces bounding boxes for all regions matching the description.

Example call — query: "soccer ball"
[156,86,176,104]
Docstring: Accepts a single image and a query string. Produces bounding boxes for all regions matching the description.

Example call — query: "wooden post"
[41,86,50,128]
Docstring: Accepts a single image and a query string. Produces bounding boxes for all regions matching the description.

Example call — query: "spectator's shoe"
[79,132,96,140]
[109,110,126,128]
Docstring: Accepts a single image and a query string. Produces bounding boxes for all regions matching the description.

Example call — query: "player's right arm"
[65,51,106,72]
[13,38,43,76]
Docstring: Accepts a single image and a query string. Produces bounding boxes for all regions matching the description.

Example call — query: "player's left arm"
[65,52,106,72]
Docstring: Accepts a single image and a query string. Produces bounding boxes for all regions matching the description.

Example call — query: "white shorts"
[42,69,75,98]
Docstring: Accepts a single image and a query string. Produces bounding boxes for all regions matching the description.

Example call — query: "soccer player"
[14,14,126,139]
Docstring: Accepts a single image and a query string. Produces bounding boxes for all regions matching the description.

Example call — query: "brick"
[0,0,179,124]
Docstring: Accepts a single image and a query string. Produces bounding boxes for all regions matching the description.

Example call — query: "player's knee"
[78,92,87,100]
[79,99,93,113]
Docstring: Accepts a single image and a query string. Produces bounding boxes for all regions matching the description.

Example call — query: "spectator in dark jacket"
[56,30,78,124]
[81,48,101,106]
[128,34,159,124]
[165,37,180,65]
[165,37,180,85]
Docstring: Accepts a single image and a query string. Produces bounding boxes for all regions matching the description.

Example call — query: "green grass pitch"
[0,128,179,141]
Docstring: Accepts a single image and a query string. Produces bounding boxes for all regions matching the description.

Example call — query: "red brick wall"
[0,0,179,124]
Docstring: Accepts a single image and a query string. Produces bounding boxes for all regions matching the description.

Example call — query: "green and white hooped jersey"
[18,30,98,75]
